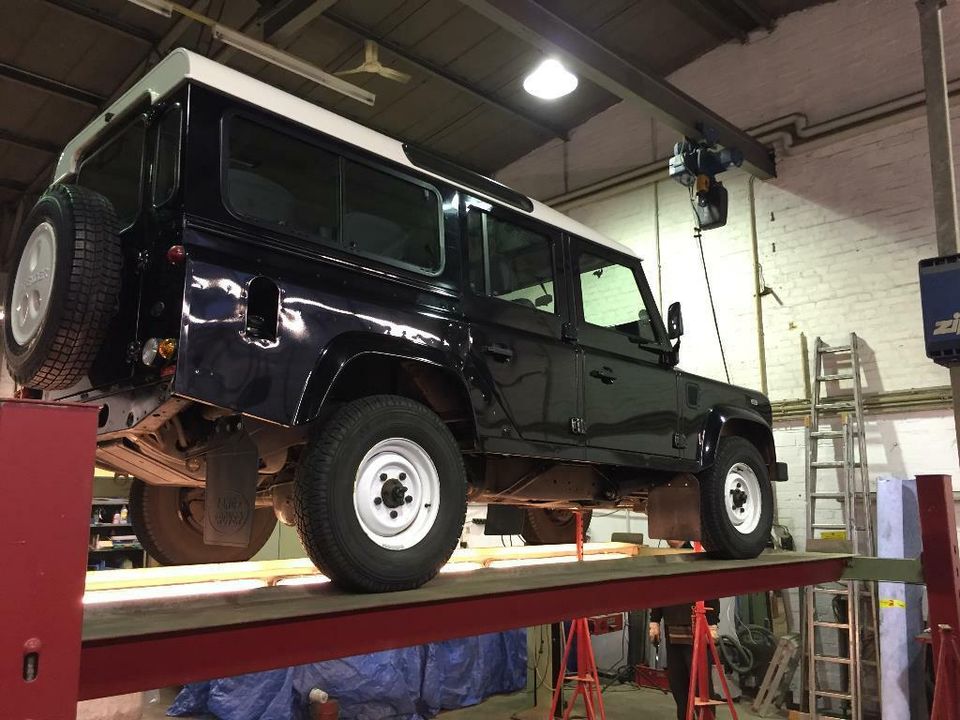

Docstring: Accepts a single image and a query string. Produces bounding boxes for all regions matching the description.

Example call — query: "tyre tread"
[6,184,122,389]
[294,394,467,592]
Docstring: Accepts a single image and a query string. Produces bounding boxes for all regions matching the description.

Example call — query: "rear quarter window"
[77,117,146,228]
[342,161,443,275]
[224,115,339,244]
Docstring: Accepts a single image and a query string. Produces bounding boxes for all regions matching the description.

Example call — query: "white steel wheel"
[294,394,467,593]
[2,185,122,390]
[10,221,57,345]
[723,462,762,535]
[353,437,441,550]
[697,436,773,559]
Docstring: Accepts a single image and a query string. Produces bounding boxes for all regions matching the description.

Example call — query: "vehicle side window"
[467,209,555,314]
[152,104,181,206]
[77,117,146,229]
[578,252,657,343]
[225,116,338,243]
[343,161,443,274]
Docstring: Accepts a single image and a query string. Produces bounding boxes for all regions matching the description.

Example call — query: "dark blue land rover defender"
[3,50,785,592]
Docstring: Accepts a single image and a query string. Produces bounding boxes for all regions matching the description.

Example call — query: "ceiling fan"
[336,40,412,84]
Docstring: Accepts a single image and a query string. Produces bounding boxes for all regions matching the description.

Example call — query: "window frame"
[77,113,147,232]
[151,102,183,208]
[341,156,446,278]
[464,200,560,317]
[571,238,670,351]
[219,110,446,278]
[220,110,342,247]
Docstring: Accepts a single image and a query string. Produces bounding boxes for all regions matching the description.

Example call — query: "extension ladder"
[803,334,880,720]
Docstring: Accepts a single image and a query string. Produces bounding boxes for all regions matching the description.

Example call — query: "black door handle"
[482,344,514,362]
[590,366,617,384]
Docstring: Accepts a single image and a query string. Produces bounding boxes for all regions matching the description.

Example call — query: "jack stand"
[930,625,960,720]
[547,512,606,720]
[686,544,739,720]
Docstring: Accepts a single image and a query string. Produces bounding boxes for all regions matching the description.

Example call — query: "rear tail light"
[166,245,186,265]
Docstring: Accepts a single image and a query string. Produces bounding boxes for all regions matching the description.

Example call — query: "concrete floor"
[141,683,769,720]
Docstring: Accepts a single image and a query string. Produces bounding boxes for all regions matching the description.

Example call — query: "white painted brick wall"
[496,0,960,545]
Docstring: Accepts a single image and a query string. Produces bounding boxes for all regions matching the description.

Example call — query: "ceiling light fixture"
[211,25,375,106]
[128,0,175,16]
[124,0,375,105]
[523,58,578,100]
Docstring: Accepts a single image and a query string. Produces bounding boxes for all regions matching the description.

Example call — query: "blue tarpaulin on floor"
[167,630,527,720]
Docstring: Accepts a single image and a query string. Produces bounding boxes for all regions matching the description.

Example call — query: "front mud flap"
[204,426,258,548]
[647,475,702,543]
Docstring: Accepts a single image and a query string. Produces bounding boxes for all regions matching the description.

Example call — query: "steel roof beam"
[0,62,104,107]
[729,0,775,31]
[321,10,570,141]
[676,0,749,43]
[0,129,60,155]
[458,0,776,178]
[41,0,156,43]
[0,180,29,193]
[261,0,341,45]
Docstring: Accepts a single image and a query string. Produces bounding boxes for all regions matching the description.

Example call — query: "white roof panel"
[54,49,635,257]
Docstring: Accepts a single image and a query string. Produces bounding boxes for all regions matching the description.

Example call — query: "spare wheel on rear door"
[3,184,122,390]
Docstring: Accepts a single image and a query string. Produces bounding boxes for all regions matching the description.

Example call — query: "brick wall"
[497,0,960,545]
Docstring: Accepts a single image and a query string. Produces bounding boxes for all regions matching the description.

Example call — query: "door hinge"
[570,417,586,435]
[672,432,687,449]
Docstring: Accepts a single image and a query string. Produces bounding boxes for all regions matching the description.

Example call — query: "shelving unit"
[88,497,146,570]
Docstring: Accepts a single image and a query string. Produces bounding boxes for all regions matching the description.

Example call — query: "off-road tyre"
[698,436,773,559]
[129,479,277,565]
[521,508,592,545]
[294,395,467,593]
[3,184,122,390]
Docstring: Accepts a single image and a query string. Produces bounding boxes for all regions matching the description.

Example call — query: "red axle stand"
[547,512,606,720]
[930,624,960,720]
[685,544,738,720]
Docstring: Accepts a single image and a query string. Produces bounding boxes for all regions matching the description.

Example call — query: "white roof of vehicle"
[54,49,634,257]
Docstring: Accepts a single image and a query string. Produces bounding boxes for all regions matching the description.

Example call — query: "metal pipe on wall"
[916,0,960,465]
[748,176,768,395]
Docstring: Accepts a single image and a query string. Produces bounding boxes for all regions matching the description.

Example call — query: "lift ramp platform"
[5,400,952,720]
[79,547,852,700]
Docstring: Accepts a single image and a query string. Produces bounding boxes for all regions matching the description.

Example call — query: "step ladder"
[803,334,880,720]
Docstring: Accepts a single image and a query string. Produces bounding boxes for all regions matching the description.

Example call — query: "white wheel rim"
[10,221,57,345]
[353,437,441,551]
[724,462,762,535]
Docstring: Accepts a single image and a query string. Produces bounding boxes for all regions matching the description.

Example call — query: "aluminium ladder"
[803,334,880,720]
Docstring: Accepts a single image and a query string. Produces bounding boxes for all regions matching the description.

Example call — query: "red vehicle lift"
[3,400,959,719]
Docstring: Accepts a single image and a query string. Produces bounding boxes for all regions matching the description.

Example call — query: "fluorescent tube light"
[128,0,174,16]
[212,25,375,106]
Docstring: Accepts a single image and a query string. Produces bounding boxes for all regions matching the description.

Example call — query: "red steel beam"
[916,473,960,711]
[78,556,845,700]
[2,401,99,720]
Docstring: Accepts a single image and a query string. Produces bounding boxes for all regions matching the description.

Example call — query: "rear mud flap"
[204,426,258,548]
[647,476,702,543]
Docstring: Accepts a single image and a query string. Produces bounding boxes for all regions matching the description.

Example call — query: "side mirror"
[667,302,684,340]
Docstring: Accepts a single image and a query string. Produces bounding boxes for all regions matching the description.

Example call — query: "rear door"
[571,238,679,457]
[462,197,580,448]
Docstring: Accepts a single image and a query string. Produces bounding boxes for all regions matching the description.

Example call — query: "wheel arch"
[296,334,478,448]
[701,405,776,476]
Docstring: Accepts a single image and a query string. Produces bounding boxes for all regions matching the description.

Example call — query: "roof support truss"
[0,63,104,107]
[41,0,155,43]
[458,0,776,178]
